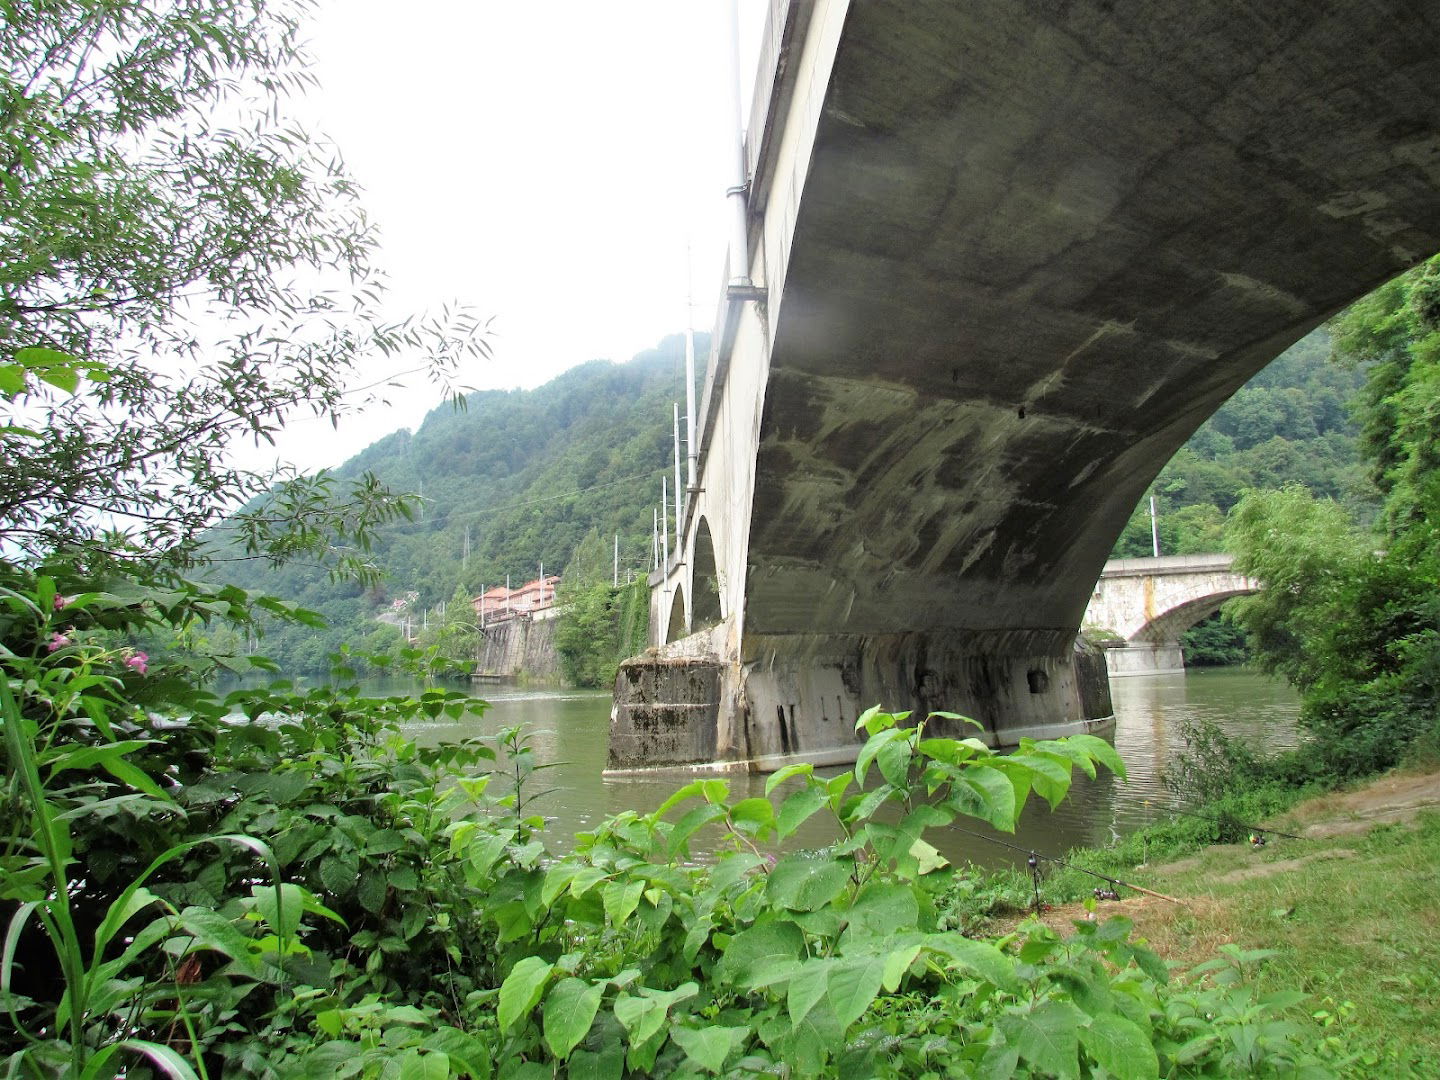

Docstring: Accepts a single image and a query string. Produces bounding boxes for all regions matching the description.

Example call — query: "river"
[397,667,1299,871]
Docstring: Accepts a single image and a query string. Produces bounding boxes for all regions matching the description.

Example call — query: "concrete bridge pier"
[1099,640,1187,678]
[608,623,1114,773]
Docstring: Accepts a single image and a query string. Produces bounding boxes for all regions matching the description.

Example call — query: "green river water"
[394,667,1298,871]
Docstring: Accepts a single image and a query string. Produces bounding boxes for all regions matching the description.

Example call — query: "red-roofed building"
[473,575,560,624]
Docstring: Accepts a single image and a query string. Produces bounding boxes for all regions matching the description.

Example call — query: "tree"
[0,0,484,576]
[1225,255,1440,775]
[421,583,481,668]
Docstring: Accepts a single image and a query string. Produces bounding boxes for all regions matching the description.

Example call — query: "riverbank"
[986,766,1440,1075]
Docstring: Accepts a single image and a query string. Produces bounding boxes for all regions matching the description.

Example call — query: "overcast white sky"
[261,0,766,472]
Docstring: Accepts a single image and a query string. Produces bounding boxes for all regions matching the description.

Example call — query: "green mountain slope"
[219,334,705,670]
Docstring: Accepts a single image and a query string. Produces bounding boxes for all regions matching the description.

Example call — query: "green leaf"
[855,727,908,784]
[786,958,833,1028]
[951,765,1019,831]
[602,878,645,926]
[670,1025,747,1074]
[37,365,80,394]
[715,921,804,986]
[881,943,922,992]
[541,863,583,907]
[498,956,553,1033]
[827,953,886,1028]
[777,785,826,838]
[13,347,79,367]
[653,780,706,818]
[568,1043,624,1080]
[542,977,604,1060]
[766,855,852,912]
[765,762,814,795]
[250,883,302,940]
[1065,733,1128,779]
[1079,1013,1159,1080]
[613,982,697,1047]
[842,882,919,944]
[0,364,24,395]
[876,737,914,786]
[926,933,1020,993]
[999,1000,1085,1080]
[319,855,358,897]
[729,796,776,832]
[909,838,949,875]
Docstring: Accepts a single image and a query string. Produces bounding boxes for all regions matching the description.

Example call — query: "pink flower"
[53,594,70,611]
[124,651,148,675]
[46,632,71,652]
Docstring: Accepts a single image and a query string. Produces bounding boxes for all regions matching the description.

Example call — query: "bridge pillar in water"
[608,622,1114,772]
[1100,640,1186,678]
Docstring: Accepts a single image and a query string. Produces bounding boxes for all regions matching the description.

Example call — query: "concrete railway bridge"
[608,0,1440,772]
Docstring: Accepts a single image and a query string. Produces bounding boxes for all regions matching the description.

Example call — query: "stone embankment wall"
[474,610,560,681]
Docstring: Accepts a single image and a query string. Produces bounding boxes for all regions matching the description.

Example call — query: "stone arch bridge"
[1083,555,1258,677]
[608,0,1440,773]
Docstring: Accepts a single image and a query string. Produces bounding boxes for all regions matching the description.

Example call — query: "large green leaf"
[1079,1013,1159,1080]
[602,878,645,926]
[766,855,852,912]
[826,953,886,1029]
[1065,733,1127,779]
[612,981,697,1047]
[786,958,833,1028]
[926,933,1020,993]
[497,956,553,1033]
[250,883,302,940]
[999,1000,1085,1080]
[777,786,826,838]
[765,762,814,795]
[855,727,909,784]
[714,920,805,986]
[670,1025,747,1074]
[840,882,919,946]
[951,765,1019,831]
[542,977,604,1060]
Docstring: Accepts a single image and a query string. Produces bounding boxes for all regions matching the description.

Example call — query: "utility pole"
[613,533,619,587]
[673,403,683,541]
[661,477,670,574]
[652,508,659,570]
[725,0,750,289]
[462,523,471,571]
[685,259,698,494]
[1149,495,1161,558]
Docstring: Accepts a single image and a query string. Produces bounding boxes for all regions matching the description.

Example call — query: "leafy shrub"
[3,569,1346,1080]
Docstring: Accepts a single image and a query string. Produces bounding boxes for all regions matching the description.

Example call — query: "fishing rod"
[1144,801,1305,841]
[950,825,1182,905]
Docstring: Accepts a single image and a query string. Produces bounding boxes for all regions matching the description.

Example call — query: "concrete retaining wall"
[475,614,561,681]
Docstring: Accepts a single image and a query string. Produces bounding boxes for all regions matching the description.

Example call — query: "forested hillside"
[223,325,1362,673]
[216,334,706,671]
[1112,328,1369,556]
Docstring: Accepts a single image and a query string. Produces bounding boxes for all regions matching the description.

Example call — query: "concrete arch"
[691,517,723,629]
[665,583,687,645]
[1129,588,1256,645]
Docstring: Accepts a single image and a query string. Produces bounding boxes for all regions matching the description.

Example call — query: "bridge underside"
[748,0,1439,646]
[611,0,1440,771]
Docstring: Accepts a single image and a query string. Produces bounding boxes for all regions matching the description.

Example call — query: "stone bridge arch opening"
[691,517,722,630]
[665,583,687,645]
[1130,589,1255,646]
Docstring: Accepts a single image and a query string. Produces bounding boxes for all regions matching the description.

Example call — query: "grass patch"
[1142,810,1440,1074]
